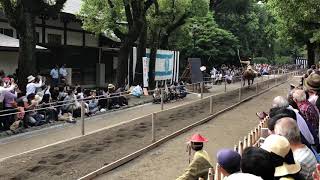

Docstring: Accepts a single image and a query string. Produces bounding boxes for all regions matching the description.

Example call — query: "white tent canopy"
[0,34,46,50]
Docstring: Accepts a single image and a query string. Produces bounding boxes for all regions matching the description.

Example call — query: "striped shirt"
[293,146,317,180]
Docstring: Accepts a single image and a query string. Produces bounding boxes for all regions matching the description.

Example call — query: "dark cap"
[217,149,241,174]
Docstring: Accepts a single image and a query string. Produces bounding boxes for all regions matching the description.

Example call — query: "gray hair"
[274,117,301,144]
[292,89,306,102]
[272,96,289,108]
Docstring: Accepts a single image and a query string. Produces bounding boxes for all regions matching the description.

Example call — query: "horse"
[242,69,256,86]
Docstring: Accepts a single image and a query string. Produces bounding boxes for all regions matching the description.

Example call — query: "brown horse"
[242,69,256,86]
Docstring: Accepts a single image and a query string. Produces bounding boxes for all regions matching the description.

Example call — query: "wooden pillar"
[63,21,67,45]
[41,17,46,43]
[82,30,86,47]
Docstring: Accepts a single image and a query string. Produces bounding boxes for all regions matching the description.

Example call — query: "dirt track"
[100,77,296,180]
[0,77,282,179]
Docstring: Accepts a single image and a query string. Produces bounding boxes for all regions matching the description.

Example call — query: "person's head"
[41,94,51,104]
[188,133,208,151]
[241,147,275,180]
[67,89,74,96]
[261,134,301,178]
[304,73,320,94]
[292,89,307,104]
[191,142,203,151]
[217,149,241,176]
[55,64,59,69]
[274,117,301,145]
[272,96,289,108]
[268,111,296,134]
[76,86,82,94]
[27,93,35,101]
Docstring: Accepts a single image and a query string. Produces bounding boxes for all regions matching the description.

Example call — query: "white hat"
[226,173,263,180]
[108,84,115,89]
[27,75,35,83]
[261,134,301,177]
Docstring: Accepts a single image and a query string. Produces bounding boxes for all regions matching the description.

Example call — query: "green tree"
[268,0,320,66]
[146,0,209,88]
[80,0,154,87]
[170,13,239,67]
[0,0,67,91]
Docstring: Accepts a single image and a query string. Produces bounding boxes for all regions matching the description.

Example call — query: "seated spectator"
[293,89,319,142]
[1,89,19,130]
[261,134,302,180]
[26,75,43,96]
[177,82,187,99]
[24,93,45,126]
[88,90,99,115]
[216,149,241,177]
[131,84,143,98]
[62,89,81,119]
[176,134,213,180]
[153,86,161,103]
[274,117,317,180]
[241,147,275,180]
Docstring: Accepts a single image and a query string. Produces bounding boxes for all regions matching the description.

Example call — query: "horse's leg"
[243,78,245,86]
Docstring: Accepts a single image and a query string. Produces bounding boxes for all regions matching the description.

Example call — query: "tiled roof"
[0,34,46,49]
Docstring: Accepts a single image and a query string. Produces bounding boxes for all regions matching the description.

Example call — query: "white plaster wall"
[0,52,18,75]
[45,29,64,44]
[68,22,82,30]
[85,34,99,47]
[67,31,82,46]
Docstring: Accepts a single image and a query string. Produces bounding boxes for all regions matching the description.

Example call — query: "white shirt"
[59,68,67,77]
[50,69,59,79]
[0,85,15,102]
[26,79,42,96]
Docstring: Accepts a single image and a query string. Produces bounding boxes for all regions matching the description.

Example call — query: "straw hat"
[188,133,208,143]
[27,75,35,83]
[304,73,320,91]
[261,134,301,177]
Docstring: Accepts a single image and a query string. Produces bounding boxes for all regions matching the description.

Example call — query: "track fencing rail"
[77,70,303,180]
[0,70,303,137]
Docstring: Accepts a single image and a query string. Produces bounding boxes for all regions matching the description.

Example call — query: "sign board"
[142,57,149,87]
[146,49,174,81]
[188,58,203,83]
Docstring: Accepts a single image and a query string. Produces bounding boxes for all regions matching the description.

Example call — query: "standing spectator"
[274,117,317,180]
[26,75,43,96]
[176,134,213,180]
[304,73,320,112]
[241,147,275,180]
[59,64,68,85]
[293,89,319,140]
[216,149,241,177]
[261,134,302,180]
[50,65,59,86]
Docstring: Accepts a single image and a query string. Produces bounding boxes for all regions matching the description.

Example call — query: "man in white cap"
[26,75,42,96]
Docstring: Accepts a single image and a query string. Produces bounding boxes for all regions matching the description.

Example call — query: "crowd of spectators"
[0,66,133,132]
[177,67,320,180]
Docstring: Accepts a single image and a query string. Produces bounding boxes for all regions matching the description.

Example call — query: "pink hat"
[189,133,208,143]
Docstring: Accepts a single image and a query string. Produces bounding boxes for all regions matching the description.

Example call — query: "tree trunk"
[17,12,36,93]
[116,41,131,88]
[133,18,147,86]
[148,28,160,89]
[307,41,315,68]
